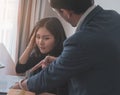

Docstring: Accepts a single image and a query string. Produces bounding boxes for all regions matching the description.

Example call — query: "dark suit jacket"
[27,6,120,95]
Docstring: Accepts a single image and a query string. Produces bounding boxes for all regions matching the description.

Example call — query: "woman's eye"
[44,38,50,40]
[36,35,40,39]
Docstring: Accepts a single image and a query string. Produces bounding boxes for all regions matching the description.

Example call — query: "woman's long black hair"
[29,17,66,57]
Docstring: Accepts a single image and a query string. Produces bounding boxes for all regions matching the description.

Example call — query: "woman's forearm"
[19,46,33,64]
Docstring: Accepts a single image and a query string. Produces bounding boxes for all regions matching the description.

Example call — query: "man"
[12,0,120,95]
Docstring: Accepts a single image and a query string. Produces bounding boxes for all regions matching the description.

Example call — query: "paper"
[0,63,5,68]
[0,75,24,93]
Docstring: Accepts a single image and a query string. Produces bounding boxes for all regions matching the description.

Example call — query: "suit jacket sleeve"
[27,33,92,94]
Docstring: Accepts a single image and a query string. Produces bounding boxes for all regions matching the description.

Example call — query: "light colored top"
[76,5,96,31]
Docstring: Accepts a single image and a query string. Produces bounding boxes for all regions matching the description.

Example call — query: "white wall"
[95,0,120,13]
[43,1,75,38]
[43,0,120,37]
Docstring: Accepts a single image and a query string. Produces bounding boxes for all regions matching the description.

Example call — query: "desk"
[0,43,21,95]
[0,43,16,75]
[0,43,55,95]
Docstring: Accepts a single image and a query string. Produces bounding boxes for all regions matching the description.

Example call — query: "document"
[0,75,24,94]
[0,63,5,68]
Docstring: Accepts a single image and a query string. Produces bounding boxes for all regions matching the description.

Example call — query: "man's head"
[49,0,94,26]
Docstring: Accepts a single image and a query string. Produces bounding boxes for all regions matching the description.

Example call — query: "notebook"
[0,75,24,94]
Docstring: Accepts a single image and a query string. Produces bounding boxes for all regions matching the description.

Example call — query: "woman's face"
[35,27,55,54]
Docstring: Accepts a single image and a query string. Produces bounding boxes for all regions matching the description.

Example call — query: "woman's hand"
[30,56,57,72]
[27,32,36,50]
[18,32,36,65]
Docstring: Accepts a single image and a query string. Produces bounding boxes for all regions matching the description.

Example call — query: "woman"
[15,17,67,95]
[16,17,66,74]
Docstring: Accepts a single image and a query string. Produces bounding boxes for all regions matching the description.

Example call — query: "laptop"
[0,75,24,94]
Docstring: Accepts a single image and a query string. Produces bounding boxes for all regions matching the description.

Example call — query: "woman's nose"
[38,39,44,45]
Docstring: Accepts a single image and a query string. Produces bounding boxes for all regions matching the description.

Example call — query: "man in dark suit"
[12,0,120,95]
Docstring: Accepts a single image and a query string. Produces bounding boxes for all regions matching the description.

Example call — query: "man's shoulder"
[64,31,86,46]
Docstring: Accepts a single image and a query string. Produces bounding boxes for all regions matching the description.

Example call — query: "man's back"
[67,5,120,95]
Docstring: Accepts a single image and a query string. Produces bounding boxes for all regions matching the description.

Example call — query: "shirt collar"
[76,5,96,31]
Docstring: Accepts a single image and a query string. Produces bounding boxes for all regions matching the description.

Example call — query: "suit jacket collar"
[76,5,103,32]
[76,5,96,30]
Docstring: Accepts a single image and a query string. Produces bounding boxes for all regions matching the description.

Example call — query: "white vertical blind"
[0,0,19,62]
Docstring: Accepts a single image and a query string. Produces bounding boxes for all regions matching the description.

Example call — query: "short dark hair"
[50,0,94,14]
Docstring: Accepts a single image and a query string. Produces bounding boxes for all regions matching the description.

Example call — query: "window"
[0,0,19,62]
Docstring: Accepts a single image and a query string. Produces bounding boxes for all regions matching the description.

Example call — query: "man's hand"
[10,79,28,91]
[10,82,21,89]
[41,55,57,68]
[30,56,57,72]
